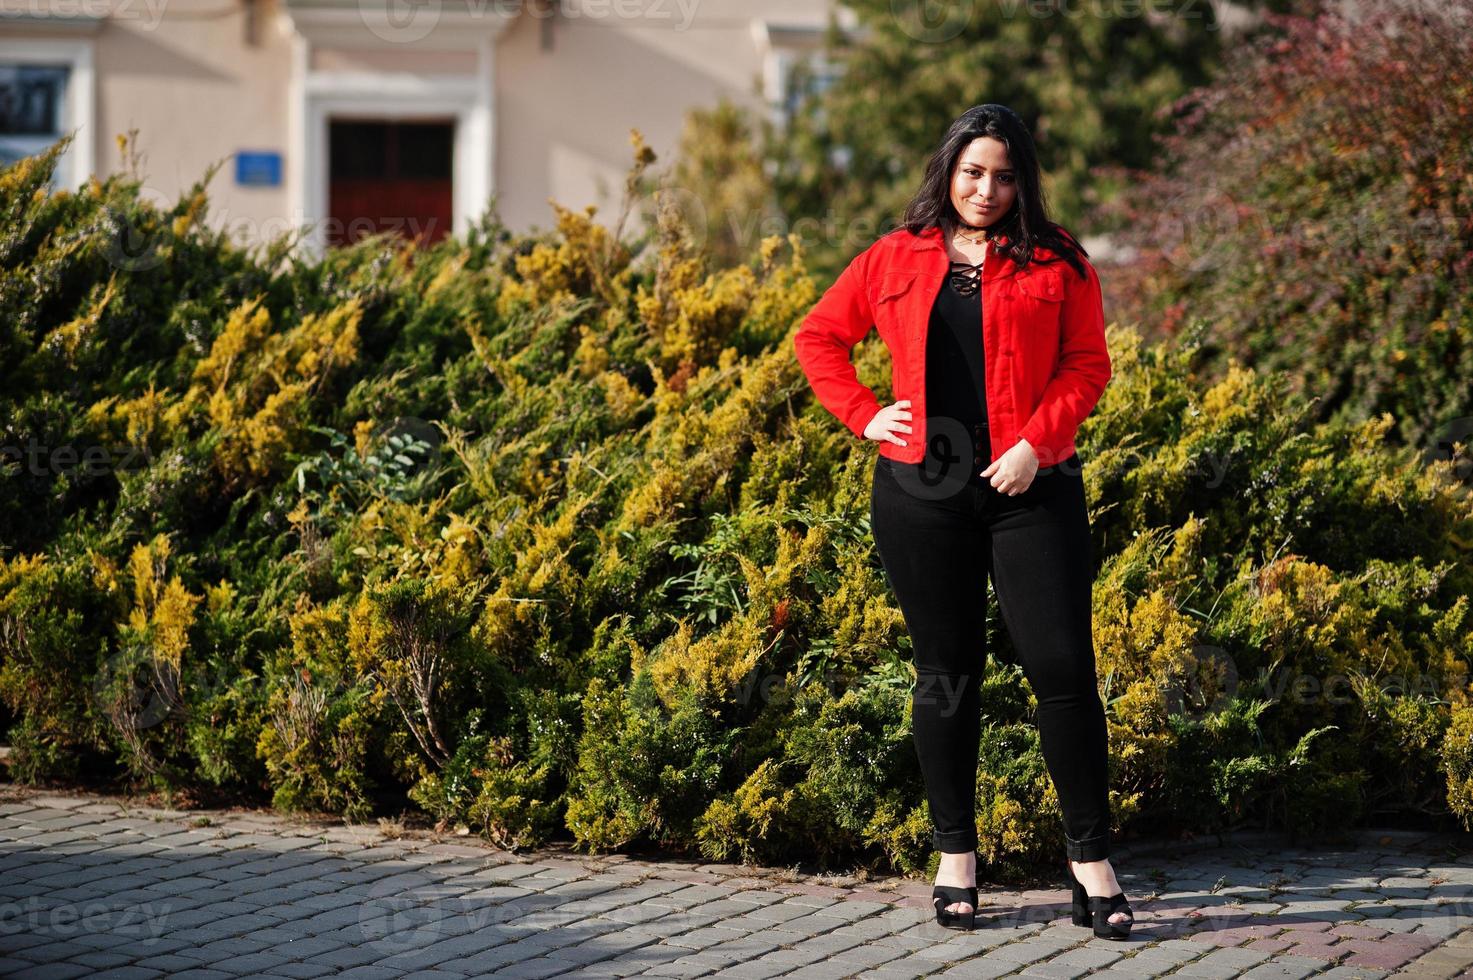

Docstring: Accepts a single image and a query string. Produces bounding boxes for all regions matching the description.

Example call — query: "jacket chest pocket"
[1013,266,1066,343]
[872,272,918,343]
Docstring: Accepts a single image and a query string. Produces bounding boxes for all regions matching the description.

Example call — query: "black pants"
[869,449,1111,861]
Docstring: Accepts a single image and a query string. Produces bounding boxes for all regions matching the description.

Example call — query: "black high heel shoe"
[932,852,980,930]
[932,883,978,930]
[1065,859,1133,939]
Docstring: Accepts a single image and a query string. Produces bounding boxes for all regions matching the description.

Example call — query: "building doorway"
[326,118,454,249]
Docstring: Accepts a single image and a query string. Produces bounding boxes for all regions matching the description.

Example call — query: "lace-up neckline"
[949,259,983,297]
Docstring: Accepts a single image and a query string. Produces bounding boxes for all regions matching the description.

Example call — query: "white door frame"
[282,5,512,257]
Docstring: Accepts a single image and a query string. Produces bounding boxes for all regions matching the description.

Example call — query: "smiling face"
[949,136,1017,229]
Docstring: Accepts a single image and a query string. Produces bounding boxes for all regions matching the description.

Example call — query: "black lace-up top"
[905,257,990,483]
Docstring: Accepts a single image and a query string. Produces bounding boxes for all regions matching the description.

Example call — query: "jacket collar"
[905,223,1011,251]
[900,224,1016,282]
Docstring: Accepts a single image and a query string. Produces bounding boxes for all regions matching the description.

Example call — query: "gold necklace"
[952,225,991,248]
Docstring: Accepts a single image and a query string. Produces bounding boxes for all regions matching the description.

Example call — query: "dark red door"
[327,119,454,249]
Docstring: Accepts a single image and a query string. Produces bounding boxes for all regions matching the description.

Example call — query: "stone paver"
[3,785,1473,978]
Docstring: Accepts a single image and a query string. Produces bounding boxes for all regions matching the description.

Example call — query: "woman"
[792,104,1131,938]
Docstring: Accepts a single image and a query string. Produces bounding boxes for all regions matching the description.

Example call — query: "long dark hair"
[899,103,1087,278]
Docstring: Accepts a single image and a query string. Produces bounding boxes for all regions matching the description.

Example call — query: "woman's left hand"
[980,438,1040,495]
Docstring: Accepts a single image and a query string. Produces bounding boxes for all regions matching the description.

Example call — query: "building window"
[780,50,840,122]
[755,14,855,133]
[0,37,94,192]
[0,64,72,186]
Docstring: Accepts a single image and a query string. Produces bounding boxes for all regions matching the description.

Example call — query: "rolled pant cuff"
[1064,833,1110,862]
[933,830,978,853]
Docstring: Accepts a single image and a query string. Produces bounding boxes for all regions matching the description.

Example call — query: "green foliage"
[290,422,446,525]
[408,731,561,851]
[565,673,734,851]
[0,550,116,782]
[1443,703,1473,830]
[255,598,381,821]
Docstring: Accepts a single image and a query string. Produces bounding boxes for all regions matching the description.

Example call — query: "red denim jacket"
[793,223,1112,468]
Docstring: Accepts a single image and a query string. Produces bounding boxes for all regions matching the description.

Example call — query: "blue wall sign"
[235,151,282,187]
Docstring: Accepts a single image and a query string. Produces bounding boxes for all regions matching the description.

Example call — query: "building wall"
[0,0,838,249]
[109,0,295,243]
[495,2,789,234]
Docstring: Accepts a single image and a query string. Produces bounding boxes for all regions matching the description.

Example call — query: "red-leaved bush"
[1098,0,1473,456]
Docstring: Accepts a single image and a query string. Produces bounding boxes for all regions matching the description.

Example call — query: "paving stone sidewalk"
[3,784,1473,979]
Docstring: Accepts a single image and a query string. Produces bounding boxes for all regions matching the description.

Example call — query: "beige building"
[0,0,850,255]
